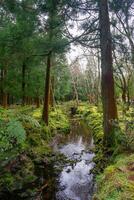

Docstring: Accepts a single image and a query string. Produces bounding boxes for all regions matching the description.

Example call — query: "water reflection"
[55,120,95,200]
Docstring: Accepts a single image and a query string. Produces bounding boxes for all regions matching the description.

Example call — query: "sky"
[65,18,88,70]
[66,44,88,71]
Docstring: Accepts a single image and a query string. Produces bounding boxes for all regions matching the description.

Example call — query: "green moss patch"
[94,154,134,200]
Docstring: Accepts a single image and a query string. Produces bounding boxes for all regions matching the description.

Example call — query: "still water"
[54,120,95,200]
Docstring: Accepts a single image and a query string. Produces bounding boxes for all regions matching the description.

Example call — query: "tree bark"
[2,69,8,108]
[0,69,4,105]
[3,92,8,108]
[49,76,55,108]
[35,97,40,108]
[22,62,26,106]
[42,53,51,125]
[99,0,118,148]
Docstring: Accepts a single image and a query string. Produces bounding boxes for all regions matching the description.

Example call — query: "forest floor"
[0,102,134,200]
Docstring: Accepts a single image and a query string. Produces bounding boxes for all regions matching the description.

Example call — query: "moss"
[0,154,36,193]
[0,173,15,190]
[94,154,134,200]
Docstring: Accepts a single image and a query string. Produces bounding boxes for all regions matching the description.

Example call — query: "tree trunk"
[127,89,130,110]
[3,93,8,108]
[99,0,118,149]
[0,69,4,105]
[22,62,26,106]
[49,76,55,108]
[35,97,40,108]
[122,87,127,104]
[2,69,8,108]
[42,53,51,125]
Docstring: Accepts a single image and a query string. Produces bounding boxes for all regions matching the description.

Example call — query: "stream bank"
[76,103,134,200]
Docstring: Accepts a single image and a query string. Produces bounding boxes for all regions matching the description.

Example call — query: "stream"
[0,120,95,200]
[53,120,95,200]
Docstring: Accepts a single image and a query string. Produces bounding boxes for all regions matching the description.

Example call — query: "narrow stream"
[54,120,95,200]
[0,120,95,200]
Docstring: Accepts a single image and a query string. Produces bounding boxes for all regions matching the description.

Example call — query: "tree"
[41,0,69,125]
[113,50,133,109]
[110,0,134,68]
[0,0,41,107]
[52,56,72,102]
[99,0,118,149]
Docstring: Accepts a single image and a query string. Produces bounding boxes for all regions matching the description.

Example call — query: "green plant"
[0,119,26,151]
[17,114,41,129]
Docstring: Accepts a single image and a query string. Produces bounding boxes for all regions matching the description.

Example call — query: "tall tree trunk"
[99,0,118,149]
[127,89,130,110]
[0,69,4,105]
[49,76,55,108]
[22,62,26,106]
[35,97,40,108]
[3,93,8,108]
[96,51,101,105]
[42,53,51,125]
[2,69,8,108]
[122,88,127,104]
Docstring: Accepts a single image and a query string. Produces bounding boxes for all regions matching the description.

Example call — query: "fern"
[7,120,26,144]
[17,114,41,129]
[0,119,26,151]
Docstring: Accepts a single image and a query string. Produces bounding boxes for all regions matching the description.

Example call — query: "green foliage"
[94,154,134,200]
[112,107,134,152]
[53,58,72,101]
[0,119,26,152]
[17,114,41,130]
[32,106,70,133]
[7,120,26,143]
[77,103,107,173]
[0,104,70,197]
[77,103,103,144]
[49,107,70,133]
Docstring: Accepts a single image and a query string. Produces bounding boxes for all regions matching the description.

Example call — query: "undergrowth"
[0,105,70,198]
[76,102,134,200]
